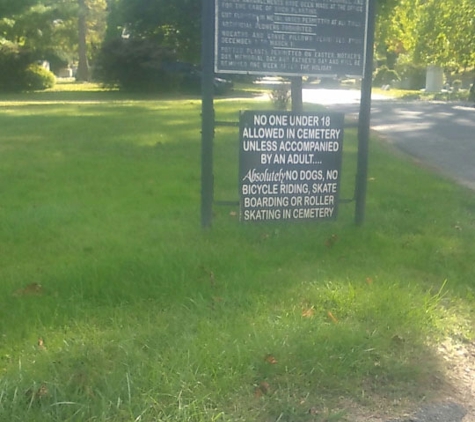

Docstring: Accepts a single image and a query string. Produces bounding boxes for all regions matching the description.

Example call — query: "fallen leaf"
[13,283,43,296]
[302,307,315,318]
[264,354,277,364]
[254,381,270,397]
[38,337,46,351]
[36,384,48,398]
[229,211,237,217]
[308,407,319,415]
[366,277,373,285]
[325,234,338,248]
[26,383,49,403]
[259,381,270,394]
[327,311,338,324]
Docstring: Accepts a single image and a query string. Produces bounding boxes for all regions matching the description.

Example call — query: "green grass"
[373,87,471,102]
[0,84,474,422]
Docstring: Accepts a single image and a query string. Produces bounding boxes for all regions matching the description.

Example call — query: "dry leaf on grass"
[327,311,338,323]
[13,283,43,296]
[264,354,277,364]
[26,383,49,403]
[302,307,316,318]
[254,381,270,397]
[37,337,47,351]
[325,234,338,248]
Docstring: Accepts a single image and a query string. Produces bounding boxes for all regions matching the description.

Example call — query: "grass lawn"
[0,83,474,422]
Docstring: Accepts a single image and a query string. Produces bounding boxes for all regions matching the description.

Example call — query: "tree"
[76,0,88,80]
[0,0,107,77]
[376,0,475,69]
[0,0,39,18]
[105,0,200,63]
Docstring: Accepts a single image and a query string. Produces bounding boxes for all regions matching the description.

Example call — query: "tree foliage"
[376,0,475,69]
[1,0,474,84]
[0,0,107,70]
[0,0,39,18]
[0,41,55,91]
[95,37,180,91]
[105,0,201,63]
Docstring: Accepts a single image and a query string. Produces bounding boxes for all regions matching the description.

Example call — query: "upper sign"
[215,0,368,77]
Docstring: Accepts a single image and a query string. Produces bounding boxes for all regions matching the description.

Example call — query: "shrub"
[23,64,56,91]
[452,79,462,92]
[0,43,33,92]
[95,38,181,92]
[373,66,400,86]
[269,84,291,110]
[396,64,426,90]
[0,43,55,92]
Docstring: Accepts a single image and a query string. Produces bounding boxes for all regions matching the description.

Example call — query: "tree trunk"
[76,0,89,81]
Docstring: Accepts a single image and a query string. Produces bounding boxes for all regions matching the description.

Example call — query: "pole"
[291,77,303,112]
[201,0,215,228]
[355,0,376,226]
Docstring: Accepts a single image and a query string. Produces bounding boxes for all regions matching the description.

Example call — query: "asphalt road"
[303,89,475,190]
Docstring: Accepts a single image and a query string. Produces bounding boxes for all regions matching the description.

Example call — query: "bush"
[23,64,56,91]
[452,79,462,92]
[396,64,426,90]
[269,84,291,110]
[0,43,32,92]
[373,66,400,86]
[0,43,55,92]
[95,38,181,92]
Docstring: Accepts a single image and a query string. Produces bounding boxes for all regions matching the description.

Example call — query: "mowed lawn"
[0,85,474,421]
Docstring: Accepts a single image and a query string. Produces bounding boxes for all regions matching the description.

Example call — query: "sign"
[215,0,368,77]
[239,111,344,222]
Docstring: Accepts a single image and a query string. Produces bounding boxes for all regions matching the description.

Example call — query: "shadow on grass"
[0,86,265,104]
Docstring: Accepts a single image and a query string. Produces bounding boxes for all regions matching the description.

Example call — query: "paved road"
[303,89,475,190]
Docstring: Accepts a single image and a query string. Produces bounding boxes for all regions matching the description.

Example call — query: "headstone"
[425,65,444,92]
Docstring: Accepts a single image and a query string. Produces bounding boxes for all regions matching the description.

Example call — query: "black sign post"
[201,0,215,228]
[355,0,376,225]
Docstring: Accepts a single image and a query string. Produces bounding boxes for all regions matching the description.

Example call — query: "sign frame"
[201,0,377,227]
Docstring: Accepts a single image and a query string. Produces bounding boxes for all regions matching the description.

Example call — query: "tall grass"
[0,86,474,421]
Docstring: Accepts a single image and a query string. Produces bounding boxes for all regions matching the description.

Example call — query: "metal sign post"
[201,0,215,228]
[355,0,376,226]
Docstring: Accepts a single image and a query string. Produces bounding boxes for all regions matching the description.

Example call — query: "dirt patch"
[339,338,475,422]
[437,338,475,421]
